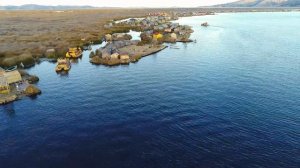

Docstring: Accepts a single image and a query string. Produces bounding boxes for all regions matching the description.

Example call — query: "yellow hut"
[153,32,163,40]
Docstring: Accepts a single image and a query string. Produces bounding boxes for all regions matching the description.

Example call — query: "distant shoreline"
[1,6,300,11]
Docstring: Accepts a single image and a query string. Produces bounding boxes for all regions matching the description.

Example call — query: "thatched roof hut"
[111,53,120,59]
[2,70,22,84]
[171,33,177,39]
[153,32,163,40]
[120,55,130,60]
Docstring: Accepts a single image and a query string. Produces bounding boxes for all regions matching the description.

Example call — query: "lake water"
[1,12,300,168]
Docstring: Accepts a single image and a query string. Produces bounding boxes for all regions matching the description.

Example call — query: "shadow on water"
[70,58,80,64]
[28,95,39,100]
[1,103,16,118]
[56,71,69,77]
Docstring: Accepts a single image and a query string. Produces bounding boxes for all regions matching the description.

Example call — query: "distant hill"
[215,0,300,7]
[0,4,96,10]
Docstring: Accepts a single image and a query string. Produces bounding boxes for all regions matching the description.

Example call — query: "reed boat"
[66,47,82,58]
[55,58,71,72]
[201,22,209,27]
[5,65,17,72]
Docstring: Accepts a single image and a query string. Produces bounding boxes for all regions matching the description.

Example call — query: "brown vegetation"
[0,8,165,67]
[0,7,296,67]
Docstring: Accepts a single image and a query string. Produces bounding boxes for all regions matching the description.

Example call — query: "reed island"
[0,10,211,105]
[90,13,195,65]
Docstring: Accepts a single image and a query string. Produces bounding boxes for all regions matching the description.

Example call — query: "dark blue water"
[1,12,300,168]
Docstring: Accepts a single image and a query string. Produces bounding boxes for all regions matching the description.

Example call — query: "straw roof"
[3,70,22,84]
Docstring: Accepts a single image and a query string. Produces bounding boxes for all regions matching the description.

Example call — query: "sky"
[0,0,238,7]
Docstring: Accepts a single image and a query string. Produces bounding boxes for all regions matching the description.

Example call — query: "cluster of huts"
[113,15,172,31]
[174,11,215,17]
[111,15,194,43]
[95,14,195,66]
[143,23,193,43]
[147,12,170,17]
[0,68,22,94]
[0,67,41,104]
[90,39,137,65]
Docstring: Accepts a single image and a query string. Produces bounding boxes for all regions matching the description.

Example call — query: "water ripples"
[1,12,300,168]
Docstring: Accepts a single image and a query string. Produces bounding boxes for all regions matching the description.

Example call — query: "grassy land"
[0,7,299,67]
[0,8,164,67]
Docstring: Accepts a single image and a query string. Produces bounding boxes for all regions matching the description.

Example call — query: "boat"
[5,65,17,72]
[65,47,83,58]
[55,58,71,72]
[201,22,209,27]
